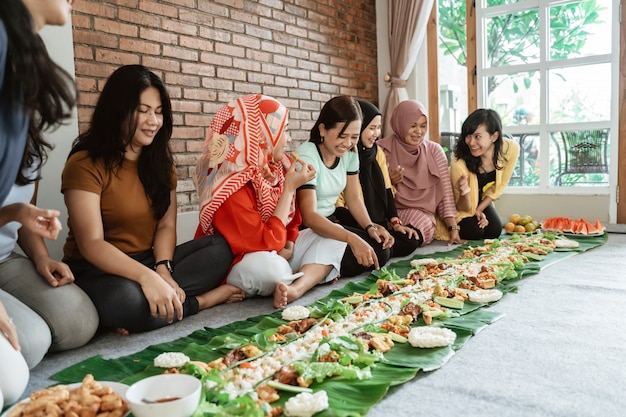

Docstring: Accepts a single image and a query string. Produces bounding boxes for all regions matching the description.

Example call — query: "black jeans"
[333,207,422,260]
[458,204,503,240]
[69,235,234,333]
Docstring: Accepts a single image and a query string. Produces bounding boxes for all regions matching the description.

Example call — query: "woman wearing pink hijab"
[378,100,464,246]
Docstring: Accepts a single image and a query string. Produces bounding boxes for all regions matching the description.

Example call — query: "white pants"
[226,229,346,296]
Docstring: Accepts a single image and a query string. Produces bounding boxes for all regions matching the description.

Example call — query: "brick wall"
[71,0,379,212]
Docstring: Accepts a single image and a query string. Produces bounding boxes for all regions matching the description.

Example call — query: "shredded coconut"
[408,327,456,348]
[282,305,310,321]
[284,390,329,417]
[153,352,190,368]
[469,289,503,303]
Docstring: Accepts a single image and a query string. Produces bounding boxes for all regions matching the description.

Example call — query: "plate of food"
[2,375,129,417]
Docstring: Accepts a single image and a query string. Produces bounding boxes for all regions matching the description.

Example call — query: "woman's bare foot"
[115,328,130,336]
[273,283,289,309]
[197,284,245,310]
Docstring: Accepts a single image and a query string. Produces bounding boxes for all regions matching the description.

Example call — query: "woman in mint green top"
[295,96,394,277]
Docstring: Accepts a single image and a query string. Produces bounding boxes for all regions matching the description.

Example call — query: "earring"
[321,136,324,143]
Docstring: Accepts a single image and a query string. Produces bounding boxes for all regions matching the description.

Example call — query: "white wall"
[39,23,78,260]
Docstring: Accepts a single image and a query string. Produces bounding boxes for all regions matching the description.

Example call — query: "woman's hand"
[139,271,184,323]
[447,229,466,246]
[2,203,62,240]
[347,232,379,269]
[154,267,187,304]
[367,224,394,250]
[284,161,316,192]
[392,223,420,240]
[456,174,471,196]
[475,210,489,229]
[388,165,404,185]
[34,257,75,287]
[278,241,294,261]
[0,301,19,351]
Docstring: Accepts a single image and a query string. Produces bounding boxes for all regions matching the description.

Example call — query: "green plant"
[438,0,603,95]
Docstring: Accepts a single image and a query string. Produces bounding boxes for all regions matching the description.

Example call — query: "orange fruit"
[524,222,536,233]
[514,225,526,233]
[519,215,532,226]
[504,222,516,233]
[509,214,521,225]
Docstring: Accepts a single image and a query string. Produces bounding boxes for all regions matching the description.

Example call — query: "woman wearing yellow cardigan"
[450,109,519,240]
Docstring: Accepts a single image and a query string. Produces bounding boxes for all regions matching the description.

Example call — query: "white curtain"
[382,0,434,137]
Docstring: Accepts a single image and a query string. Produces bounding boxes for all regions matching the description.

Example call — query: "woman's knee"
[46,286,99,351]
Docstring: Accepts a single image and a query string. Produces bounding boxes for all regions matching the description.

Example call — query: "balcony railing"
[439,129,610,187]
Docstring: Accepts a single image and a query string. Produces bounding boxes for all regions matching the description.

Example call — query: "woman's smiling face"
[360,115,382,149]
[465,123,497,158]
[402,115,428,146]
[319,120,361,158]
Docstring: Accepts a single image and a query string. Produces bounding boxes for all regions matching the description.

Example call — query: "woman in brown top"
[62,65,244,334]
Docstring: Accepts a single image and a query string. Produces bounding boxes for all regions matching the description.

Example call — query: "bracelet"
[154,259,174,273]
[365,223,377,233]
[391,218,402,226]
[447,225,460,231]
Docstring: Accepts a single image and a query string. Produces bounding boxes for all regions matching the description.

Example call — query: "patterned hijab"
[194,94,290,235]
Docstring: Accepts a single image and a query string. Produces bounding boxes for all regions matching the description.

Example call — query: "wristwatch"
[448,225,461,231]
[154,259,174,273]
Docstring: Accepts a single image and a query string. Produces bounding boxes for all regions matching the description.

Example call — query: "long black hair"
[310,95,362,148]
[70,65,174,220]
[0,0,77,185]
[454,108,507,174]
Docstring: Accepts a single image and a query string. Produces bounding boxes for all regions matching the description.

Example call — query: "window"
[438,0,614,190]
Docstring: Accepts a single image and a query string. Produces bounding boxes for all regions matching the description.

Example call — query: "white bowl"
[125,374,201,417]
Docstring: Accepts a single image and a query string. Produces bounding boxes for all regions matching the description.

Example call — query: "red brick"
[215,43,245,58]
[232,58,262,72]
[142,56,180,72]
[95,49,141,66]
[181,62,215,77]
[71,0,379,213]
[162,0,196,7]
[184,88,217,102]
[171,100,202,113]
[163,45,199,62]
[233,34,261,50]
[180,36,213,52]
[137,1,178,19]
[172,127,204,140]
[140,27,178,44]
[71,14,92,30]
[216,67,247,81]
[94,18,138,37]
[234,82,263,94]
[74,30,119,49]
[165,73,201,87]
[74,45,94,60]
[162,18,198,36]
[198,0,229,17]
[73,1,116,19]
[119,38,161,55]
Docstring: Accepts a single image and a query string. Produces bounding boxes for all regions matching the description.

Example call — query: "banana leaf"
[51,234,607,416]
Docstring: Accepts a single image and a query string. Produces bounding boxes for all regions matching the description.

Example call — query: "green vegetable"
[343,295,364,304]
[388,332,408,343]
[434,296,464,309]
[266,380,313,393]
